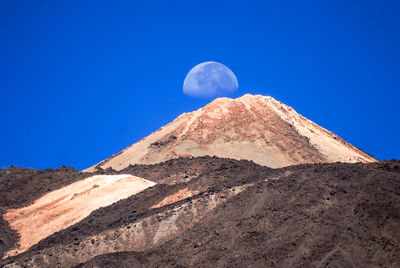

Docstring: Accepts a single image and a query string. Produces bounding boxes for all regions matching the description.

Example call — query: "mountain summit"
[86,94,375,171]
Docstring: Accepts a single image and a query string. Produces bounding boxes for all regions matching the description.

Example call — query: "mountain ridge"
[2,158,399,267]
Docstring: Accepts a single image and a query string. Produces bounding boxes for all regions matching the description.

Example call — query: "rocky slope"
[85,94,376,172]
[0,166,82,258]
[3,174,155,258]
[1,158,399,267]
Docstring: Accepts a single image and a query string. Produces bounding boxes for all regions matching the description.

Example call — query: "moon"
[183,61,239,98]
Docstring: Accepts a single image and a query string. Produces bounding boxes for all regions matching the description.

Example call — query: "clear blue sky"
[1,1,399,170]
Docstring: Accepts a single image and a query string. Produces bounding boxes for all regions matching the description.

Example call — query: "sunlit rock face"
[85,94,376,172]
[3,174,156,257]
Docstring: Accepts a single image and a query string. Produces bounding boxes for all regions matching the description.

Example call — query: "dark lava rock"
[1,158,400,267]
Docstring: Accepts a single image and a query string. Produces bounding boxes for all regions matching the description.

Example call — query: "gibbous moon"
[183,61,239,98]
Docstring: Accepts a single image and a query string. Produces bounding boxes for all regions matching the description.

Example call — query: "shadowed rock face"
[1,157,399,268]
[85,94,376,172]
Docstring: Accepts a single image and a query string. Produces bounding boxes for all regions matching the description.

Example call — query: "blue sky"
[1,1,399,170]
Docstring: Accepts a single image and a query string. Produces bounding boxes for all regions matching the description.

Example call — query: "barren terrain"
[3,174,155,257]
[1,157,399,267]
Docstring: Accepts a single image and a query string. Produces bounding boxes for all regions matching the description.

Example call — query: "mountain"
[85,94,376,172]
[2,94,396,268]
[1,158,400,267]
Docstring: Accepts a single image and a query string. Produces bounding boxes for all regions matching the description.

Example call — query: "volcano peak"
[85,94,375,172]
